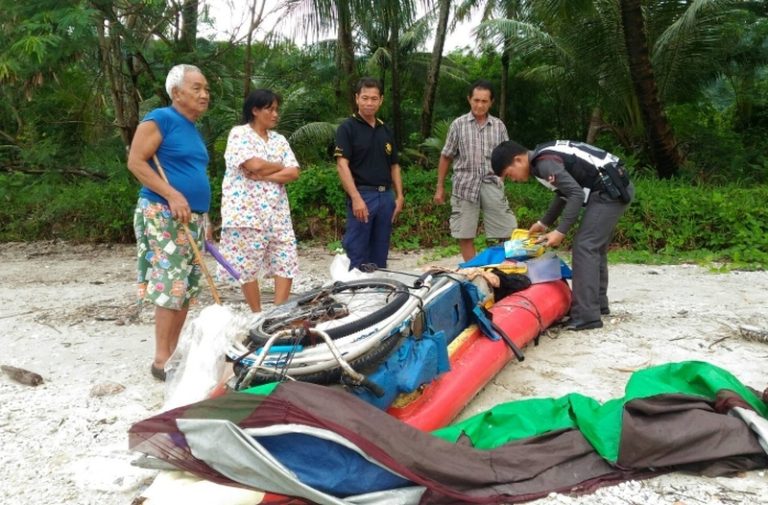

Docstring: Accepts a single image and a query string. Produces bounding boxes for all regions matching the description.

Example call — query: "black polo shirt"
[334,113,399,187]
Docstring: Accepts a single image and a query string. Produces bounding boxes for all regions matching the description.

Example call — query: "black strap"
[479,305,525,362]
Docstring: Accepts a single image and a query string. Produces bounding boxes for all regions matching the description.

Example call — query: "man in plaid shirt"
[434,80,517,261]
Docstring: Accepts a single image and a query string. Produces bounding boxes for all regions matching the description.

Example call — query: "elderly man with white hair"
[127,64,211,381]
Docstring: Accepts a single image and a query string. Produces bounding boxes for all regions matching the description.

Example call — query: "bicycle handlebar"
[413,269,439,289]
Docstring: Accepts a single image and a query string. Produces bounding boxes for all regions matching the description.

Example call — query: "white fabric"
[177,418,426,505]
[141,470,264,505]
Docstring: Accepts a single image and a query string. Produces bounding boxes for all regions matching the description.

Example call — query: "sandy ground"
[1,241,768,505]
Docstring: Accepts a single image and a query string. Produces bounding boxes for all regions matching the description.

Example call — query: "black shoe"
[600,307,610,315]
[566,319,603,331]
[150,364,166,382]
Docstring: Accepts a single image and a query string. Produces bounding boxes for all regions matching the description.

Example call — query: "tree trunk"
[419,0,450,139]
[334,34,343,108]
[243,0,267,100]
[619,0,682,178]
[94,10,139,148]
[734,73,754,131]
[180,0,198,53]
[389,15,403,148]
[498,1,519,125]
[586,106,603,144]
[337,1,356,113]
[499,49,509,124]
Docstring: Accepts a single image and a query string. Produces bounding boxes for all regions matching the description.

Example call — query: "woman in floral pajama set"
[220,89,300,312]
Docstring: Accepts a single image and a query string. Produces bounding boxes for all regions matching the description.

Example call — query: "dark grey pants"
[569,183,634,322]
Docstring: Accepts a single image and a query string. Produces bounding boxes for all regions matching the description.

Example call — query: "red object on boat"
[387,280,572,431]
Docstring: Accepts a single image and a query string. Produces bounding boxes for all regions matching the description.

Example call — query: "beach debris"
[738,324,768,344]
[1,364,44,386]
[90,381,126,397]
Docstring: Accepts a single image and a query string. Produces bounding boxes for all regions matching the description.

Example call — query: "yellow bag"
[504,229,545,258]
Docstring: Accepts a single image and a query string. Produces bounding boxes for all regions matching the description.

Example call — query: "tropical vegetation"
[1,0,767,262]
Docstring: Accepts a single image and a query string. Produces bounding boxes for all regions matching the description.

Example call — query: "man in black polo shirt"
[334,77,404,270]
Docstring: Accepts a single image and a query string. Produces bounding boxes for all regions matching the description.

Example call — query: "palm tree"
[455,0,528,125]
[242,0,271,98]
[280,0,358,112]
[619,0,681,178]
[477,1,633,140]
[479,0,741,177]
[356,0,422,147]
[287,2,439,158]
[336,1,356,110]
[715,10,768,131]
[419,0,452,139]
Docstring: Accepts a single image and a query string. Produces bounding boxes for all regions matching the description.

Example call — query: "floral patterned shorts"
[133,198,206,310]
[218,227,299,283]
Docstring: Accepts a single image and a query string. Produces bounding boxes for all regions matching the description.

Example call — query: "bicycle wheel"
[237,331,404,389]
[248,279,410,347]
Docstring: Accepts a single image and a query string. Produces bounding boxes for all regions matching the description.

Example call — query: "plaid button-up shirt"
[441,112,509,202]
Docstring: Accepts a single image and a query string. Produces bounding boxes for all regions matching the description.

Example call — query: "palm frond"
[420,118,452,155]
[279,0,339,39]
[530,0,596,26]
[476,18,563,61]
[652,0,740,102]
[400,13,432,51]
[288,121,339,149]
[303,38,339,60]
[436,55,470,83]
[365,46,391,74]
[517,63,566,83]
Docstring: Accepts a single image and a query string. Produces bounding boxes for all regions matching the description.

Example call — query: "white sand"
[1,242,767,504]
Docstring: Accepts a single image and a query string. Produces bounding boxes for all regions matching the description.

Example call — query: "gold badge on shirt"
[385,142,392,155]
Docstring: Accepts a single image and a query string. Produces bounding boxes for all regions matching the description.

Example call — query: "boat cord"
[492,293,545,344]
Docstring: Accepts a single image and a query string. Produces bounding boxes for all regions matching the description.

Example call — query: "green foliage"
[390,168,451,249]
[285,164,348,243]
[278,164,456,249]
[1,2,128,172]
[0,171,137,242]
[614,178,768,264]
[1,0,768,271]
[259,163,768,265]
[418,118,451,167]
[665,102,768,184]
[288,121,339,166]
[2,166,768,270]
[2,1,767,184]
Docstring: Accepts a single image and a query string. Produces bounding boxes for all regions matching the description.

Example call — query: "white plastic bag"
[163,304,251,410]
[329,253,369,282]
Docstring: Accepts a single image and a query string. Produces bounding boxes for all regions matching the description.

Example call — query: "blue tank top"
[138,107,211,212]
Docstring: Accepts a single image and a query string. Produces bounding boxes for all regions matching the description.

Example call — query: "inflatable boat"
[388,279,571,430]
[133,256,573,504]
[211,239,572,431]
[224,271,571,431]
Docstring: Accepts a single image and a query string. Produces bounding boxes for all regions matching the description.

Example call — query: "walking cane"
[152,155,221,304]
